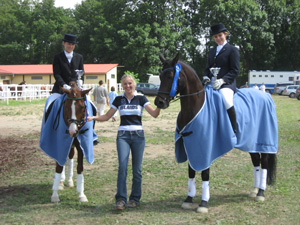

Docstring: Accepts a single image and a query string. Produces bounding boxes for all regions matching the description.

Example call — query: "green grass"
[0,95,300,224]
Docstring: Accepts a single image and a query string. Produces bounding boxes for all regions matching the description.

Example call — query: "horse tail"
[267,154,277,185]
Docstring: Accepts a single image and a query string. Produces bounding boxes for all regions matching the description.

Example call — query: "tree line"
[0,0,299,85]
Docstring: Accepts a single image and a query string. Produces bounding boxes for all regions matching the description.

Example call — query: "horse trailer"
[248,70,300,94]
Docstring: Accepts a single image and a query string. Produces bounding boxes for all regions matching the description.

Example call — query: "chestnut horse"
[10,81,27,96]
[40,81,94,202]
[155,54,277,213]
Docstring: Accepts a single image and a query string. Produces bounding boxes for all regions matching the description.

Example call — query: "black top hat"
[210,24,228,36]
[62,33,77,44]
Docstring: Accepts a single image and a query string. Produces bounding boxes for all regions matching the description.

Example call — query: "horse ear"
[81,88,92,96]
[173,53,179,65]
[159,53,165,63]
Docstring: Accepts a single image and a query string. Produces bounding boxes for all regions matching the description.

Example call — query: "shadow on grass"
[0,183,251,217]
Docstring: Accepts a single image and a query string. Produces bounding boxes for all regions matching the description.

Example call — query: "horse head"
[155,53,205,127]
[155,53,180,109]
[61,81,92,138]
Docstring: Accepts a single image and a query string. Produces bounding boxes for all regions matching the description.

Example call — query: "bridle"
[66,96,87,128]
[157,62,205,104]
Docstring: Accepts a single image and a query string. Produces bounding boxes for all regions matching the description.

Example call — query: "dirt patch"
[0,135,40,176]
[0,102,176,177]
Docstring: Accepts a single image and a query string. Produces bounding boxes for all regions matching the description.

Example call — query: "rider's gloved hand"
[77,80,83,88]
[213,79,225,89]
[203,76,211,85]
[63,84,71,90]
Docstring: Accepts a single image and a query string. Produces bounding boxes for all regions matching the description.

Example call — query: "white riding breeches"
[220,88,234,110]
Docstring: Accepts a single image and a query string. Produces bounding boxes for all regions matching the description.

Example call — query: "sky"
[54,0,83,9]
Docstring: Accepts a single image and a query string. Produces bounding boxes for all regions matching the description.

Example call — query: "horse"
[154,53,277,213]
[40,81,96,203]
[10,81,27,96]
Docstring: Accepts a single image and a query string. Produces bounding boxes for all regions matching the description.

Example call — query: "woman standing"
[203,24,240,133]
[88,75,160,210]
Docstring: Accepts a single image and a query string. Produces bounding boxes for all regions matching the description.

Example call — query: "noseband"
[66,96,87,127]
[157,63,205,104]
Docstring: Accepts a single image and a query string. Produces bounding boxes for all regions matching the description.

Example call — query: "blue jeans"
[115,130,145,204]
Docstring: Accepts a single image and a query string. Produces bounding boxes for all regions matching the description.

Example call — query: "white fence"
[0,83,124,105]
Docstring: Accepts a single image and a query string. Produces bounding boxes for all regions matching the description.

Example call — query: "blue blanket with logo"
[40,94,98,166]
[175,85,278,171]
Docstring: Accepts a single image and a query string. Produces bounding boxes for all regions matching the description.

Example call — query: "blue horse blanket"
[40,94,98,166]
[175,85,278,171]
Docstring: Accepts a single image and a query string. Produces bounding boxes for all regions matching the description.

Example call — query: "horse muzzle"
[154,95,170,109]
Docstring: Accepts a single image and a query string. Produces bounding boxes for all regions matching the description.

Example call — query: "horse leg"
[51,163,64,202]
[75,139,88,202]
[256,153,277,202]
[181,164,197,209]
[66,147,75,187]
[249,153,261,197]
[196,168,210,213]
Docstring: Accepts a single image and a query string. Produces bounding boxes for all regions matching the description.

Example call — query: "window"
[271,75,274,77]
[259,75,262,77]
[253,75,256,77]
[1,76,5,79]
[111,74,115,79]
[265,75,268,77]
[280,75,283,78]
[86,76,97,79]
[288,77,294,81]
[31,76,42,80]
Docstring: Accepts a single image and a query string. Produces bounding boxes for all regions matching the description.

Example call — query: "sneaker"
[115,200,125,210]
[127,200,139,208]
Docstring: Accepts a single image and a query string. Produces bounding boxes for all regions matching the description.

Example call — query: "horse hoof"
[181,202,197,210]
[255,196,265,202]
[249,187,259,198]
[79,196,88,202]
[255,189,265,202]
[196,206,208,213]
[66,180,74,187]
[51,196,60,203]
[59,181,64,190]
[196,200,208,213]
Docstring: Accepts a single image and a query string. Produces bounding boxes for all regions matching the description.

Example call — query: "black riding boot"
[227,106,237,133]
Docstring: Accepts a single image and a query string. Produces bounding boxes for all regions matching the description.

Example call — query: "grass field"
[0,95,299,225]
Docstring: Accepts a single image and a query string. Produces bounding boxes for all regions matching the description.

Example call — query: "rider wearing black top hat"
[203,24,240,133]
[52,33,84,94]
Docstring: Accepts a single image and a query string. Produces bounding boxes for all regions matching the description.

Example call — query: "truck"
[248,70,300,94]
[147,73,160,86]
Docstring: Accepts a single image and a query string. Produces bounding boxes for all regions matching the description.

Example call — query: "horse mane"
[178,60,202,83]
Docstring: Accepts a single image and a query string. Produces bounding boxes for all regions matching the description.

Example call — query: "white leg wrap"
[188,178,196,197]
[77,174,84,194]
[202,181,210,202]
[51,173,61,202]
[53,173,61,191]
[67,159,74,187]
[67,159,74,178]
[77,174,88,202]
[254,166,260,188]
[60,166,66,182]
[259,169,267,190]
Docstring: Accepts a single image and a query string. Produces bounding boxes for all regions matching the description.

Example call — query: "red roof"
[0,64,118,75]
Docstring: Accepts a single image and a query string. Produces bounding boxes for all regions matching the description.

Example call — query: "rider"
[52,33,84,95]
[203,24,240,133]
[50,33,98,145]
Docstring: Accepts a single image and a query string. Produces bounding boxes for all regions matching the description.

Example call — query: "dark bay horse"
[40,81,94,202]
[154,54,277,213]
